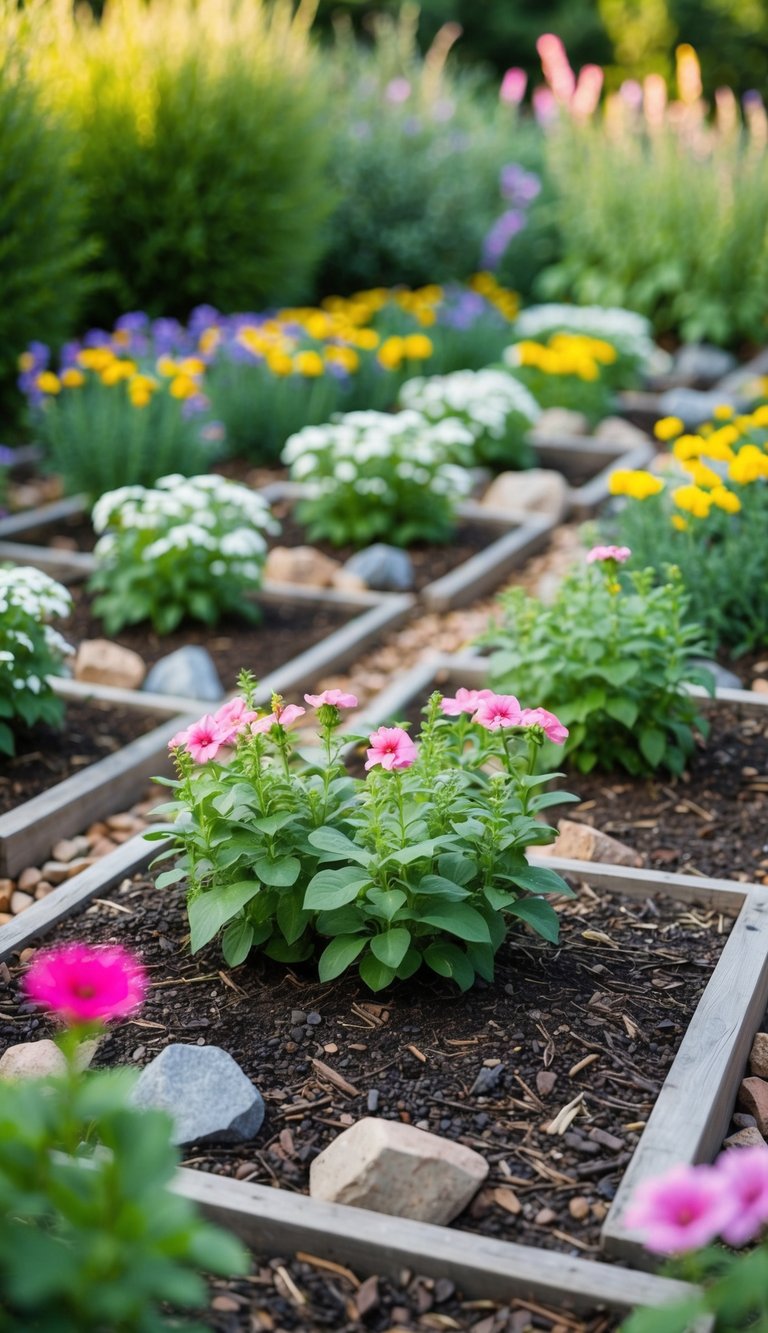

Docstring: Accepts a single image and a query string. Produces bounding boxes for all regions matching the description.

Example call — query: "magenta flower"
[500,67,527,105]
[716,1146,768,1246]
[168,724,190,750]
[472,693,523,731]
[304,690,358,709]
[520,707,569,745]
[212,696,259,745]
[184,715,224,763]
[441,687,494,717]
[624,1164,734,1255]
[365,726,417,772]
[24,943,147,1025]
[586,544,631,565]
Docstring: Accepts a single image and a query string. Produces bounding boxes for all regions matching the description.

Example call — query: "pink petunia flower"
[304,690,358,709]
[472,693,523,731]
[184,715,224,763]
[212,696,259,745]
[500,67,527,105]
[624,1163,734,1255]
[586,544,631,565]
[24,943,147,1025]
[716,1146,768,1247]
[275,703,305,727]
[365,726,417,771]
[520,707,569,745]
[168,725,190,750]
[440,687,494,717]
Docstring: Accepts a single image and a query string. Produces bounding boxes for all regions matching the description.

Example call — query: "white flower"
[511,303,655,367]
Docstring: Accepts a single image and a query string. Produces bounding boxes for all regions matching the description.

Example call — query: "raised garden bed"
[528,434,653,519]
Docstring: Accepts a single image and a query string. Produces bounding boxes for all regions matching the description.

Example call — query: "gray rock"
[470,1064,505,1096]
[689,658,742,691]
[130,1044,264,1145]
[673,344,737,387]
[143,646,224,701]
[343,544,414,592]
[657,388,744,428]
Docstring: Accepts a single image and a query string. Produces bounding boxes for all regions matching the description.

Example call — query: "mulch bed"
[0,699,168,812]
[548,706,768,884]
[62,589,353,696]
[1,870,728,1260]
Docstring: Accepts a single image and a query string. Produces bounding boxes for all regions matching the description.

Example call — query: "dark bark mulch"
[1,871,728,1260]
[0,699,168,813]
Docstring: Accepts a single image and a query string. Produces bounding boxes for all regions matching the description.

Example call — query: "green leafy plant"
[480,548,714,775]
[89,474,279,633]
[398,368,539,470]
[0,565,73,757]
[282,408,474,547]
[502,330,617,425]
[149,679,576,992]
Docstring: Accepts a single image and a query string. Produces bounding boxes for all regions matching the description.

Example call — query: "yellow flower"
[671,514,689,531]
[100,360,136,386]
[199,327,220,356]
[294,350,324,378]
[36,371,61,395]
[156,356,179,378]
[402,334,433,360]
[710,486,741,514]
[325,345,360,374]
[684,459,722,489]
[77,347,114,372]
[377,336,405,371]
[179,357,206,378]
[266,351,294,377]
[728,444,768,485]
[697,426,737,462]
[672,484,713,518]
[18,351,35,372]
[608,469,665,500]
[129,385,151,408]
[350,328,380,351]
[169,374,198,400]
[61,368,85,389]
[654,416,684,442]
[712,403,734,420]
[112,329,131,348]
[750,404,768,429]
[672,434,704,462]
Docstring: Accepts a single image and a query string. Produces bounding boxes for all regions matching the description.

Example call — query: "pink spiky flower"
[304,690,358,709]
[24,943,147,1025]
[586,544,631,565]
[440,687,494,717]
[365,726,417,772]
[520,707,569,745]
[472,693,523,731]
[624,1163,734,1255]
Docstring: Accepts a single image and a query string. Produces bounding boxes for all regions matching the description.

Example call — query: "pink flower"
[531,86,558,126]
[250,712,277,734]
[624,1164,733,1255]
[385,77,411,104]
[472,693,523,731]
[212,696,259,745]
[184,715,224,763]
[441,687,494,717]
[304,690,358,709]
[520,707,569,745]
[24,943,147,1025]
[365,726,417,772]
[500,67,527,105]
[168,725,190,750]
[586,544,631,565]
[716,1146,768,1246]
[275,703,305,727]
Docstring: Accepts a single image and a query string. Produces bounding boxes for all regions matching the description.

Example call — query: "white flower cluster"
[512,303,656,368]
[92,473,280,580]
[399,370,541,442]
[282,409,474,499]
[0,565,74,690]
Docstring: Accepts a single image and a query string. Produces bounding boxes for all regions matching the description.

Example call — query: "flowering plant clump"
[480,548,714,776]
[511,303,657,384]
[282,409,474,547]
[610,407,768,653]
[149,674,576,991]
[19,331,222,499]
[0,941,248,1330]
[502,330,616,424]
[0,565,73,756]
[89,474,279,634]
[398,368,540,470]
[622,1147,768,1333]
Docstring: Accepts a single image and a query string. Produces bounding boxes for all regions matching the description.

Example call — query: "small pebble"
[367,1089,380,1112]
[307,1012,322,1026]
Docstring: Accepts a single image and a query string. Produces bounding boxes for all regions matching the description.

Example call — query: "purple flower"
[619,79,643,110]
[83,328,111,348]
[60,341,81,370]
[187,305,221,339]
[385,77,411,105]
[500,163,541,205]
[0,444,15,465]
[482,209,526,269]
[116,311,149,334]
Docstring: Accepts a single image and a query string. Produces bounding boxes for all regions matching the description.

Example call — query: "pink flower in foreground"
[716,1146,768,1246]
[586,544,631,565]
[472,693,523,731]
[304,690,358,709]
[365,726,417,772]
[624,1164,733,1255]
[520,707,569,745]
[250,712,277,734]
[24,943,147,1025]
[168,725,190,750]
[441,687,494,717]
[275,703,305,727]
[500,67,527,105]
[184,715,224,763]
[212,696,259,745]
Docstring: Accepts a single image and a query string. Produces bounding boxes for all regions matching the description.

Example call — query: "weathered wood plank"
[52,676,209,716]
[0,494,87,538]
[528,856,751,915]
[0,541,94,581]
[421,518,554,612]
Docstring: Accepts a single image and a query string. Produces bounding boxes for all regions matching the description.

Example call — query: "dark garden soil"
[202,1255,620,1332]
[0,699,168,812]
[547,706,768,885]
[1,872,728,1262]
[62,589,353,696]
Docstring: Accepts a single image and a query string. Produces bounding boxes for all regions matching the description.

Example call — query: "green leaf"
[308,826,371,866]
[502,865,574,897]
[416,874,470,901]
[155,866,186,889]
[419,902,491,943]
[370,928,411,969]
[395,948,422,980]
[507,898,561,943]
[188,881,261,953]
[385,838,440,866]
[359,953,397,992]
[316,904,366,935]
[639,726,666,768]
[252,811,299,836]
[604,696,639,728]
[318,933,367,982]
[423,941,475,992]
[364,887,407,920]
[221,918,254,967]
[276,894,309,945]
[303,866,370,911]
[437,852,476,885]
[253,854,300,887]
[264,935,314,963]
[466,940,496,983]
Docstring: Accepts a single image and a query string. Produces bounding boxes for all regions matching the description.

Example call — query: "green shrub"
[28,0,334,325]
[0,565,73,757]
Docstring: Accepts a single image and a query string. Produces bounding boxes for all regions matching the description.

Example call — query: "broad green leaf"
[507,897,560,943]
[253,854,301,887]
[639,726,666,768]
[308,827,371,866]
[604,696,639,728]
[395,948,422,981]
[370,928,411,969]
[423,941,475,992]
[188,882,261,953]
[419,902,491,943]
[155,867,186,889]
[502,865,575,897]
[416,874,470,901]
[359,953,397,993]
[466,940,496,983]
[252,811,299,836]
[276,895,309,945]
[221,918,254,967]
[318,933,367,982]
[437,852,476,885]
[265,935,313,963]
[385,839,439,866]
[304,866,370,911]
[365,887,407,920]
[316,904,366,935]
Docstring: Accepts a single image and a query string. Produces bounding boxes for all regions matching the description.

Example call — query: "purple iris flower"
[500,163,541,206]
[481,209,526,269]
